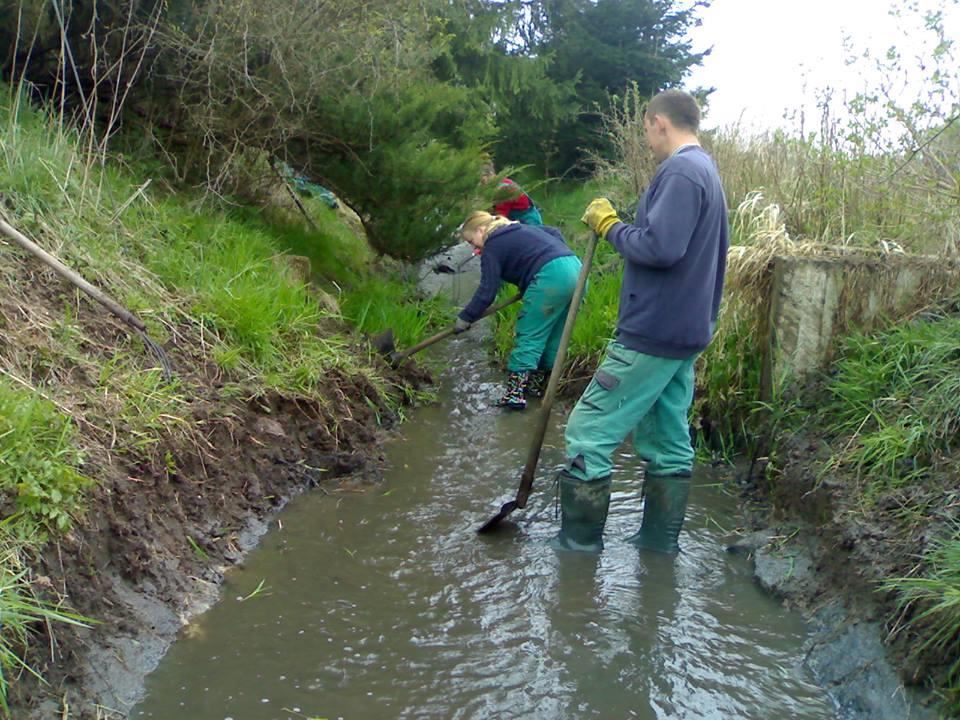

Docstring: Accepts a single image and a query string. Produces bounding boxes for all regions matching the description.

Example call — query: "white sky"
[684,0,960,132]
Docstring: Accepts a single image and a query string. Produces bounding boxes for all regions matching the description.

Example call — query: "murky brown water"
[132,330,836,720]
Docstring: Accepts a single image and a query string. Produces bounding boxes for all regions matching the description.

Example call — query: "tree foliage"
[540,0,706,173]
[435,0,707,176]
[1,0,707,258]
[148,0,492,260]
[431,1,582,176]
[842,2,960,253]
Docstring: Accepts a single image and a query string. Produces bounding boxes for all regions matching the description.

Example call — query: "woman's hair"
[461,210,512,238]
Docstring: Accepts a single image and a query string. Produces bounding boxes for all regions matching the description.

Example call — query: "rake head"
[370,328,396,357]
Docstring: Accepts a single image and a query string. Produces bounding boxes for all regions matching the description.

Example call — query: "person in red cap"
[481,162,543,226]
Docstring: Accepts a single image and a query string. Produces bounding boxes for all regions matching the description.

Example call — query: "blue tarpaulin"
[279,163,339,209]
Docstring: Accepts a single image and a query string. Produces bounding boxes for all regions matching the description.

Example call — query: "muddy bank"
[3,258,431,718]
[728,434,956,720]
[729,527,935,720]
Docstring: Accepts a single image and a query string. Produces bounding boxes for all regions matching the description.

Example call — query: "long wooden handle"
[514,233,599,508]
[392,292,523,364]
[0,215,147,332]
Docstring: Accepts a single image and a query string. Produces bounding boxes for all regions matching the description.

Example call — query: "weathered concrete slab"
[760,252,960,398]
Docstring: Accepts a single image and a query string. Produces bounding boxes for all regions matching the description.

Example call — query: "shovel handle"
[391,292,522,365]
[514,232,599,509]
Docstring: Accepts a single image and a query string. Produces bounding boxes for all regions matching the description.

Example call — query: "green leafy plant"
[0,380,90,538]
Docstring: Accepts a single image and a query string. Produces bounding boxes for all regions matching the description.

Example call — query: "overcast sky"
[684,0,960,132]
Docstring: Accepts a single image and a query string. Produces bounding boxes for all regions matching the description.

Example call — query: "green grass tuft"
[883,526,960,710]
[340,275,451,352]
[0,536,93,714]
[232,202,373,289]
[819,314,960,496]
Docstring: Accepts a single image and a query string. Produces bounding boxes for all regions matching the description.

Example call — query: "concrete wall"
[761,252,960,398]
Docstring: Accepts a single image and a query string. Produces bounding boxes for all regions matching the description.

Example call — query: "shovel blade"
[477,499,519,534]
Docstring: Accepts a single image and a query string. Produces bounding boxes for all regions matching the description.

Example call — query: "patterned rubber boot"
[496,371,529,410]
[526,370,548,398]
[625,474,691,554]
[548,471,612,553]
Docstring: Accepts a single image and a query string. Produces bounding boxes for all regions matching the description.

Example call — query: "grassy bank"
[0,87,448,713]
[776,312,960,710]
[0,381,94,713]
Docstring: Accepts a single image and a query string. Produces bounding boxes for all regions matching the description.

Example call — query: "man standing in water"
[550,89,729,554]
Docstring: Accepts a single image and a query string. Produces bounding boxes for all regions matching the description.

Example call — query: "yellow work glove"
[580,197,621,239]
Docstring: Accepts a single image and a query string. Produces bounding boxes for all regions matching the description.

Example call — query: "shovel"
[477,232,599,534]
[375,292,522,368]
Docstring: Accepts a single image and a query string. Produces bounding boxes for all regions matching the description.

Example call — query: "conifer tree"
[433,0,706,175]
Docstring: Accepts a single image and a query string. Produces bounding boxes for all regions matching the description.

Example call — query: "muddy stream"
[130,324,840,719]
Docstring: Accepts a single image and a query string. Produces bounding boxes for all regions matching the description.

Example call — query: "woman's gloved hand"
[453,317,472,334]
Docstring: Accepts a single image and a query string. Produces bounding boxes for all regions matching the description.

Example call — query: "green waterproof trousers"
[564,341,697,480]
[507,255,582,373]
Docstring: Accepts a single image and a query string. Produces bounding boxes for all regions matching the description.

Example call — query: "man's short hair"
[645,89,700,133]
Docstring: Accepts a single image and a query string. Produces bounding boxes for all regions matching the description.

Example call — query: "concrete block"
[761,251,960,398]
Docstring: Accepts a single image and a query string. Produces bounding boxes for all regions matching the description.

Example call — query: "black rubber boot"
[548,471,611,553]
[496,371,529,409]
[625,474,691,554]
[526,370,548,398]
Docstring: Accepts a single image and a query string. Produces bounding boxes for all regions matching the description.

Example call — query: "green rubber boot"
[625,474,691,554]
[548,472,611,553]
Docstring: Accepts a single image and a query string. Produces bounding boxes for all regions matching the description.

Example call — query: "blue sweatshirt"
[458,224,573,323]
[606,145,729,359]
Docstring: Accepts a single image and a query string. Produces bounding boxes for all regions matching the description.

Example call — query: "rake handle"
[392,292,522,365]
[0,215,147,332]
